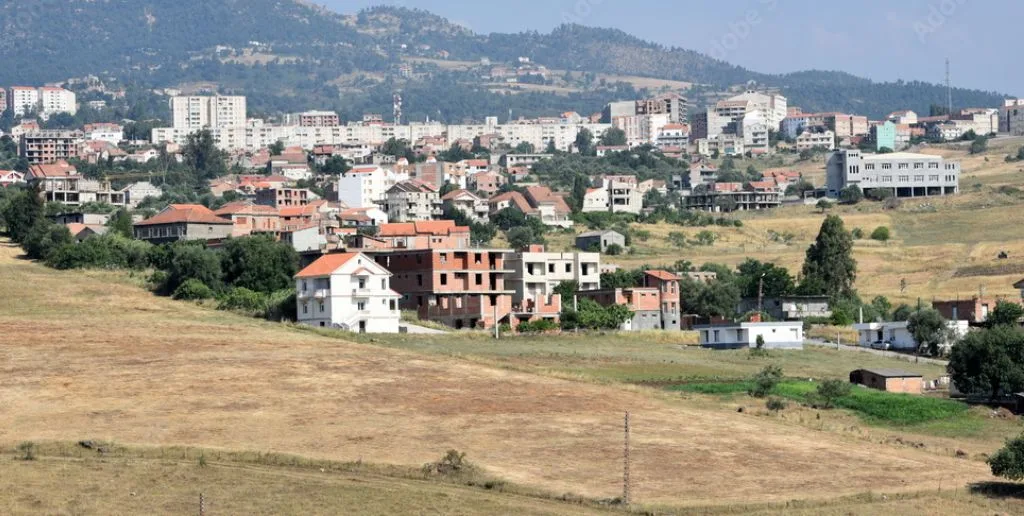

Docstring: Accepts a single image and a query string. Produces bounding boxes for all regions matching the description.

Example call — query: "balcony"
[299,289,330,300]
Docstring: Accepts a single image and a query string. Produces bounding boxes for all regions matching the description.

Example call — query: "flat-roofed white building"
[826,149,960,198]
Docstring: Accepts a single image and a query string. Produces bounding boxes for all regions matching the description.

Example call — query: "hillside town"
[3,83,1019,341]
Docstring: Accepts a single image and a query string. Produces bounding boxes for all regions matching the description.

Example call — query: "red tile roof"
[645,270,681,281]
[135,205,233,226]
[214,202,279,217]
[28,161,77,178]
[377,220,468,237]
[295,253,360,278]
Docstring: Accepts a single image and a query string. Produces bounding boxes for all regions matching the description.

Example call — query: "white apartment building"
[39,87,77,116]
[731,90,787,129]
[84,123,124,145]
[382,180,442,222]
[295,253,401,333]
[826,149,960,198]
[738,110,770,153]
[505,250,602,307]
[795,130,836,151]
[9,87,40,116]
[696,134,745,157]
[169,95,247,131]
[337,165,408,209]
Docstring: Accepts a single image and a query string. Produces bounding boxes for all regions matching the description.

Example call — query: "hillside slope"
[0,240,990,507]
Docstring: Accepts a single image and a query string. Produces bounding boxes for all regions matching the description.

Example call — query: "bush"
[173,279,216,301]
[851,227,864,239]
[22,220,73,260]
[163,243,222,294]
[264,289,297,322]
[766,397,787,413]
[16,441,36,461]
[517,319,559,333]
[423,450,472,477]
[839,185,863,205]
[989,434,1024,481]
[870,226,891,242]
[604,243,624,256]
[46,234,153,270]
[217,287,267,314]
[815,379,853,409]
[749,365,783,398]
[866,188,894,202]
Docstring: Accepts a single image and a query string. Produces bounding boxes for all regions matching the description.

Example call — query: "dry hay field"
[0,241,1006,513]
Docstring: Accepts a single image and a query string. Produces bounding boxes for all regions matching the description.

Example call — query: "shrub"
[16,441,36,461]
[866,188,894,202]
[264,290,297,322]
[749,365,783,398]
[604,243,624,256]
[173,279,216,301]
[882,197,902,210]
[766,397,787,413]
[989,434,1024,481]
[851,227,864,239]
[22,219,72,260]
[839,185,863,205]
[423,450,472,477]
[870,226,891,242]
[217,287,267,314]
[517,319,559,333]
[46,234,152,270]
[163,243,222,294]
[816,379,853,409]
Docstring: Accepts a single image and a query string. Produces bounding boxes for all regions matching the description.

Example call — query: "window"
[864,164,875,170]
[881,163,892,170]
[929,162,939,169]
[898,175,909,182]
[319,302,325,313]
[440,253,448,263]
[898,163,909,170]
[440,274,448,286]
[475,273,483,285]
[914,175,924,181]
[929,175,939,181]
[417,274,423,286]
[302,281,308,292]
[357,301,366,311]
[358,279,366,289]
[474,253,482,264]
[548,264,555,273]
[302,304,308,314]
[914,163,924,169]
[565,264,572,274]
[881,175,893,182]
[381,279,386,289]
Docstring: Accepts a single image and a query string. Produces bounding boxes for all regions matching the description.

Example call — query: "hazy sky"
[324,0,1020,96]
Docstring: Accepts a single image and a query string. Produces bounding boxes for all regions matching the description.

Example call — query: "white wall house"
[295,253,401,333]
[853,321,969,352]
[695,322,804,350]
[337,165,408,209]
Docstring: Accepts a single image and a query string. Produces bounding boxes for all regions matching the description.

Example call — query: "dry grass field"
[1,240,1018,514]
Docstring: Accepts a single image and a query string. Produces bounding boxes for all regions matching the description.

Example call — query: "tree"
[693,280,741,319]
[948,326,1024,401]
[815,379,852,409]
[553,280,579,300]
[800,215,857,302]
[599,128,627,147]
[750,365,783,398]
[907,308,951,356]
[989,301,1024,328]
[574,128,594,155]
[320,155,350,175]
[561,298,633,331]
[491,207,528,230]
[892,304,914,322]
[221,236,299,294]
[469,221,497,246]
[106,209,134,238]
[736,259,795,299]
[21,220,72,260]
[268,140,285,156]
[816,199,834,213]
[989,434,1024,481]
[1,188,43,243]
[839,185,863,205]
[970,135,988,155]
[438,143,473,162]
[512,141,535,154]
[870,296,893,321]
[183,130,228,181]
[506,226,543,250]
[870,226,891,242]
[164,244,223,294]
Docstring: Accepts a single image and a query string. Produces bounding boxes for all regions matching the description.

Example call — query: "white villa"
[295,253,401,333]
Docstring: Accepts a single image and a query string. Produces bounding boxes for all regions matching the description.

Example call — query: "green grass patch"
[671,380,971,426]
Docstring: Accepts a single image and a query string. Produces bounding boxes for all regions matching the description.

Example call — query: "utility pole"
[493,298,500,340]
[757,273,765,315]
[199,493,205,516]
[623,411,631,506]
[946,58,953,117]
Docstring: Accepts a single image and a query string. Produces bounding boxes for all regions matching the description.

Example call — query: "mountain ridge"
[0,2,1007,120]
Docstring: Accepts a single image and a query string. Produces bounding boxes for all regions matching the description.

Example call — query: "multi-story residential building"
[38,87,77,116]
[636,92,689,123]
[267,147,312,181]
[581,186,610,213]
[738,110,770,154]
[826,149,960,198]
[1000,99,1024,135]
[26,161,126,207]
[685,182,782,212]
[19,130,84,164]
[337,165,408,209]
[873,121,897,151]
[367,248,515,329]
[83,123,124,145]
[642,270,682,330]
[295,252,401,332]
[441,189,490,222]
[0,89,6,114]
[730,90,788,129]
[350,220,471,250]
[133,204,234,244]
[657,123,690,149]
[577,269,680,331]
[887,110,918,125]
[9,87,40,116]
[604,177,643,215]
[214,201,281,237]
[169,95,247,131]
[522,186,573,228]
[795,130,835,151]
[695,134,745,157]
[256,187,314,209]
[468,170,506,195]
[383,180,442,222]
[505,245,601,305]
[298,110,340,127]
[121,181,163,208]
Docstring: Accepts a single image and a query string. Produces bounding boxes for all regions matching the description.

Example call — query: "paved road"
[400,323,448,334]
[806,339,948,366]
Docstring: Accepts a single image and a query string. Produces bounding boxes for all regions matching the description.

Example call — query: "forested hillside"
[0,2,1006,121]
